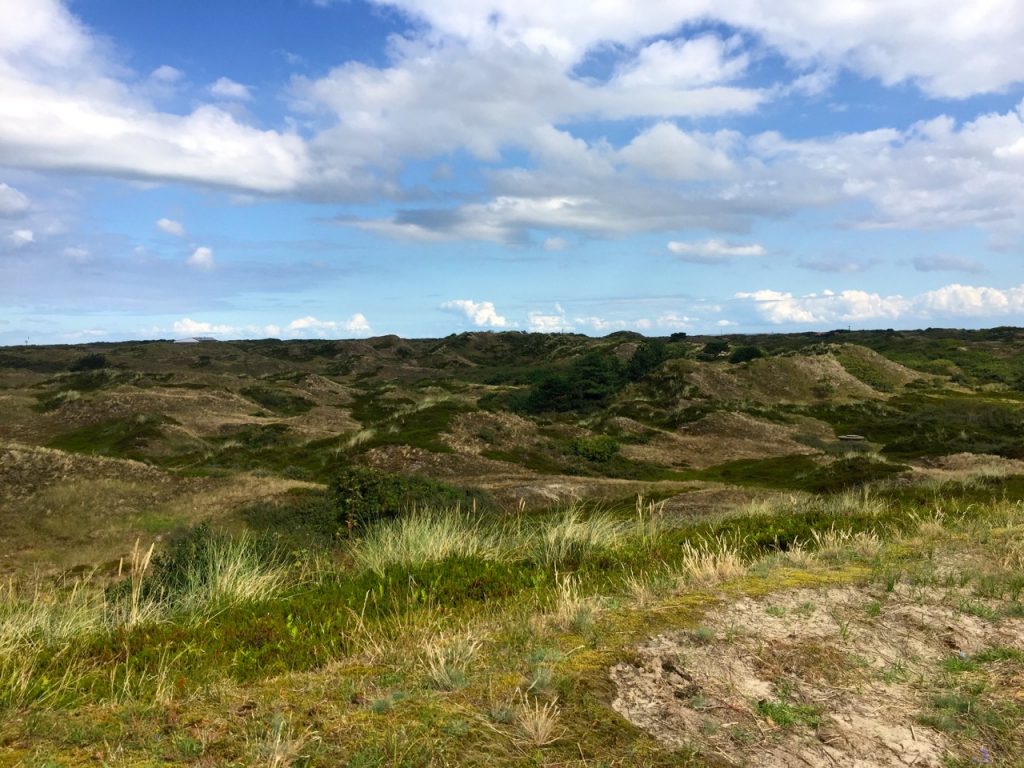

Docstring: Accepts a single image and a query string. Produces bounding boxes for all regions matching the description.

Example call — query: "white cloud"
[150,65,183,84]
[543,236,569,251]
[172,317,235,335]
[209,77,252,101]
[620,123,736,181]
[156,217,185,237]
[286,313,372,336]
[62,246,89,261]
[264,324,282,337]
[6,228,33,248]
[668,239,766,263]
[737,282,1024,325]
[187,246,214,270]
[371,0,1024,97]
[288,315,334,331]
[441,299,509,328]
[0,1,310,195]
[656,312,695,330]
[0,182,30,216]
[528,305,573,332]
[613,35,749,90]
[343,313,372,333]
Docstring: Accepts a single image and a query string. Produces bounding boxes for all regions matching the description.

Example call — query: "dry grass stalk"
[515,695,564,747]
[677,535,746,584]
[422,631,483,689]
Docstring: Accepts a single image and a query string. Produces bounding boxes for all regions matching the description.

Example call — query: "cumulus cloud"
[286,313,372,336]
[209,77,252,101]
[6,228,33,248]
[441,299,509,328]
[528,305,573,332]
[370,0,1024,97]
[343,312,372,333]
[620,123,736,181]
[668,239,766,263]
[187,246,214,270]
[737,282,1024,325]
[172,317,235,335]
[0,0,310,195]
[0,182,29,216]
[150,65,183,84]
[156,218,185,237]
[913,254,985,273]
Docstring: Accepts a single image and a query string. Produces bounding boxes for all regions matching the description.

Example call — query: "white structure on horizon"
[174,336,218,344]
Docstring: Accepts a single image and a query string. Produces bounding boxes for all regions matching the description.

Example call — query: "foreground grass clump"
[2,485,1023,766]
[352,510,515,575]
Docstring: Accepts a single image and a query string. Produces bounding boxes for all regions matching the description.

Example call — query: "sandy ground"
[612,584,1024,767]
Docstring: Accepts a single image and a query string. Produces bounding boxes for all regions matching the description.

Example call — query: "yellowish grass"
[677,534,747,584]
[422,631,483,689]
[515,695,563,747]
[352,510,515,575]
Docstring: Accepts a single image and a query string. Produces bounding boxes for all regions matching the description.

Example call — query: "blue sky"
[3,0,1024,343]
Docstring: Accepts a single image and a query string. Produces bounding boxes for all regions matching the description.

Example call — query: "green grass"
[47,415,169,459]
[240,386,315,416]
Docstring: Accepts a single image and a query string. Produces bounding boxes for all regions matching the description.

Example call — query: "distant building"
[174,336,218,344]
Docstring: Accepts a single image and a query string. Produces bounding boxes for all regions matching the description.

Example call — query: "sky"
[3,0,1024,344]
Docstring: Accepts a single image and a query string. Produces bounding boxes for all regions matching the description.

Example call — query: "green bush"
[728,345,764,364]
[331,467,491,531]
[569,435,620,463]
[69,353,108,371]
[240,386,314,416]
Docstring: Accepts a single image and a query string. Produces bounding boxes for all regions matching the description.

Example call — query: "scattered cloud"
[737,282,1024,325]
[150,65,184,83]
[172,317,235,335]
[209,77,252,101]
[371,0,1024,97]
[528,305,573,332]
[0,183,29,216]
[62,246,89,261]
[441,299,509,328]
[913,254,985,273]
[187,246,214,270]
[656,312,695,330]
[668,239,766,263]
[543,236,569,251]
[6,228,33,248]
[156,218,185,237]
[286,313,372,336]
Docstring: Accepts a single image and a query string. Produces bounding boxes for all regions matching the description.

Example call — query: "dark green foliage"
[698,340,730,360]
[727,345,764,364]
[240,386,315,416]
[809,394,1024,459]
[242,489,342,543]
[569,435,620,463]
[519,351,625,414]
[625,340,668,381]
[47,415,166,459]
[331,467,491,531]
[69,353,108,372]
[698,454,908,493]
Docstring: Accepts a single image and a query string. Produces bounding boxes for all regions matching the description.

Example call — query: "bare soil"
[612,584,1024,767]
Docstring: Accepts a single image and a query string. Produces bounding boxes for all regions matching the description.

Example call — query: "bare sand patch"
[612,585,1024,767]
